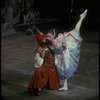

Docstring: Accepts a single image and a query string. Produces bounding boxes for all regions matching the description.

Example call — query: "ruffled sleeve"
[34,53,44,68]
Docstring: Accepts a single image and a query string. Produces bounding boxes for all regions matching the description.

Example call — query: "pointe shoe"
[58,86,68,91]
[36,90,41,96]
[80,9,88,18]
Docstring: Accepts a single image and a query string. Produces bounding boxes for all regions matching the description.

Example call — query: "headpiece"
[37,33,45,45]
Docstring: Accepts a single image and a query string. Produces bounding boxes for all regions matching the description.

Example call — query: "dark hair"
[47,28,57,37]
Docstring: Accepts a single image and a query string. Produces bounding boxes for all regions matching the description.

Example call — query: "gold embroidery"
[43,51,54,71]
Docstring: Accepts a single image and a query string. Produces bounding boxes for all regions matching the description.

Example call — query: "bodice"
[43,50,55,71]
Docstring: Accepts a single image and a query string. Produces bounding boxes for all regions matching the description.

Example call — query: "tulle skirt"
[56,28,81,79]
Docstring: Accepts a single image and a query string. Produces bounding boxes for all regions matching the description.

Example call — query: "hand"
[76,37,83,42]
[44,48,49,51]
[62,42,67,50]
[35,47,42,53]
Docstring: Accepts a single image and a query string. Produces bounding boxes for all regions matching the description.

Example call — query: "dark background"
[1,0,99,31]
[34,0,99,30]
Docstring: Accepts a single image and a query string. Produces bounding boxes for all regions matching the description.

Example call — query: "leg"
[27,67,47,95]
[75,9,88,31]
[58,78,68,90]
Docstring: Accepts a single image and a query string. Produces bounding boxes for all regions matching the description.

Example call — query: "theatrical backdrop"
[1,0,99,31]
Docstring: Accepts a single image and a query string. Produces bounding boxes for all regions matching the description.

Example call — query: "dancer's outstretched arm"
[56,32,82,43]
[64,32,83,41]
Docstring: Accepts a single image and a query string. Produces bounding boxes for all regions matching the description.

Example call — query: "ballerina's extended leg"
[75,9,88,31]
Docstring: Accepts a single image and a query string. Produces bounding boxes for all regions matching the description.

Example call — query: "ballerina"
[45,9,88,90]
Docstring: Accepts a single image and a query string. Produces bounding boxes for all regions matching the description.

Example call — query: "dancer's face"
[46,33,55,42]
[41,36,48,47]
[42,37,46,43]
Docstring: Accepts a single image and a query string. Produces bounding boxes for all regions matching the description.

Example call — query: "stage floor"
[1,27,99,100]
